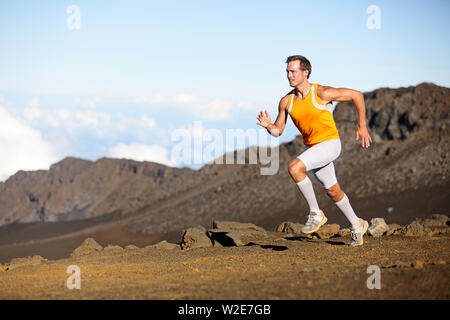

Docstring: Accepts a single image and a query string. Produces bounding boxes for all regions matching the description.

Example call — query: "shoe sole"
[301,216,328,234]
[350,220,369,247]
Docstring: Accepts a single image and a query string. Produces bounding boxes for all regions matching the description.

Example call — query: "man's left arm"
[318,85,372,148]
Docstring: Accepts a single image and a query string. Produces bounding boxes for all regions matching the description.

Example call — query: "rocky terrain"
[0,214,448,299]
[0,82,448,264]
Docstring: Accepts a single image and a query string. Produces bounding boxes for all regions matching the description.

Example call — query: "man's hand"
[256,96,289,137]
[356,125,372,148]
[256,110,272,128]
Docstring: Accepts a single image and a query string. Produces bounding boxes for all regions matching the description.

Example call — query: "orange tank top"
[285,83,340,147]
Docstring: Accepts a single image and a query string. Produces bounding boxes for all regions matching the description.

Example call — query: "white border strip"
[287,94,294,114]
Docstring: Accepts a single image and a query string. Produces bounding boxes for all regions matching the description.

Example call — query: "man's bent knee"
[288,159,307,182]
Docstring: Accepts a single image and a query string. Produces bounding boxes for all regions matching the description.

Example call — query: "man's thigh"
[297,139,341,171]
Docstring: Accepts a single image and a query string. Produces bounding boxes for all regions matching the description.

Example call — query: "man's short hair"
[286,55,312,79]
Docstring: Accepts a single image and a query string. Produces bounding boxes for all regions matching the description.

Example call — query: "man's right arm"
[266,95,290,137]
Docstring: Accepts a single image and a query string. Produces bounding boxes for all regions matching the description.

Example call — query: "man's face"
[286,61,308,87]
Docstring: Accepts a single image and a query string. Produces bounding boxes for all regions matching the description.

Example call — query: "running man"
[256,55,373,246]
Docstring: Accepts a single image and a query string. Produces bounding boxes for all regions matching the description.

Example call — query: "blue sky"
[0,0,449,181]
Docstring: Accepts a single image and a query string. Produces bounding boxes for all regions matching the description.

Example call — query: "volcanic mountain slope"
[0,157,198,225]
[0,82,448,247]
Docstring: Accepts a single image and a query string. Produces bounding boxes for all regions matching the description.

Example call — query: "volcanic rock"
[368,218,390,237]
[276,221,304,234]
[212,221,266,233]
[71,238,103,257]
[422,214,448,228]
[386,224,402,236]
[147,240,180,250]
[181,226,213,250]
[394,221,425,237]
[103,245,123,251]
[313,224,340,239]
[6,255,48,271]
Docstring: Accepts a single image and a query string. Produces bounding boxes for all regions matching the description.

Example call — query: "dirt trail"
[1,232,448,300]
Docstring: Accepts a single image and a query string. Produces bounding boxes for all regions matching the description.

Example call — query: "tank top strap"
[286,93,295,114]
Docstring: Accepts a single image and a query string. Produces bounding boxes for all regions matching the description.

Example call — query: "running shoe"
[350,218,369,247]
[301,210,327,234]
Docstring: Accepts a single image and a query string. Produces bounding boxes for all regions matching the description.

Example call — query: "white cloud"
[0,105,60,182]
[112,113,157,134]
[108,142,176,167]
[23,107,43,121]
[173,94,197,103]
[28,96,40,107]
[133,93,235,120]
[75,110,110,126]
[134,95,167,104]
[141,114,156,128]
[75,96,100,108]
[55,108,71,120]
[46,115,60,127]
[237,101,259,111]
[23,107,159,143]
[173,95,233,120]
[199,98,233,120]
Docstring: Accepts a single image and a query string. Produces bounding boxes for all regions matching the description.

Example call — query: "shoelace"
[351,224,363,242]
[350,220,363,242]
[305,213,320,226]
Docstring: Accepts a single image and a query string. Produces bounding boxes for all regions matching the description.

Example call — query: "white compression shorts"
[297,138,341,189]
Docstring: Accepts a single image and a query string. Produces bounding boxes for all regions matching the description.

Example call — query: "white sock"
[296,177,320,214]
[335,194,360,229]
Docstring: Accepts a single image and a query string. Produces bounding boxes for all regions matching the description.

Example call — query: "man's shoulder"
[279,90,294,107]
[281,89,295,100]
[316,84,337,101]
[276,91,294,111]
[316,83,333,92]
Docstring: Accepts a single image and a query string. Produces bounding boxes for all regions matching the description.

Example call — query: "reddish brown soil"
[1,232,448,300]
